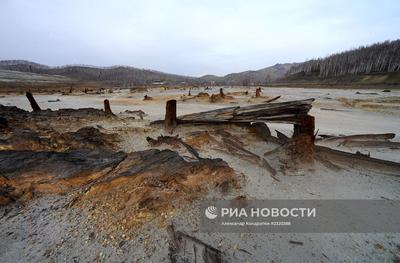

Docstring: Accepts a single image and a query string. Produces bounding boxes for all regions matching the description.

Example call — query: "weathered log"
[315,145,400,176]
[340,140,400,149]
[103,99,114,115]
[319,133,396,143]
[165,99,177,131]
[26,92,41,111]
[178,98,314,124]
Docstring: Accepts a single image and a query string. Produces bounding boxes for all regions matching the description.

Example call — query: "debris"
[146,135,201,159]
[168,223,223,263]
[143,94,153,100]
[289,240,304,245]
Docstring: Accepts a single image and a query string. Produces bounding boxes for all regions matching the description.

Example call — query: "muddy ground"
[1,86,400,262]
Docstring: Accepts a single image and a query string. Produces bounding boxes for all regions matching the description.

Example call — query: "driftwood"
[178,98,314,124]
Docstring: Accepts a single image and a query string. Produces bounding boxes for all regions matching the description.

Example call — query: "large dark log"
[26,92,41,111]
[103,99,114,115]
[177,98,314,125]
[165,100,177,131]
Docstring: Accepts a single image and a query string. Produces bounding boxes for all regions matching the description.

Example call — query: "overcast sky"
[0,0,399,76]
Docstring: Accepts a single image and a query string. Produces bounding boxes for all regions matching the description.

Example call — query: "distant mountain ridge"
[1,39,399,86]
[0,60,294,86]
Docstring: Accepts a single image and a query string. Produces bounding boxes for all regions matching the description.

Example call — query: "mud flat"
[1,86,400,262]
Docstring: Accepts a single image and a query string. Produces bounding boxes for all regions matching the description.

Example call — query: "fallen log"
[318,133,395,143]
[340,140,400,149]
[177,98,314,125]
[315,145,400,176]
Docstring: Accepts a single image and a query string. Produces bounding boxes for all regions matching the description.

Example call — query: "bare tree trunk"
[26,92,41,111]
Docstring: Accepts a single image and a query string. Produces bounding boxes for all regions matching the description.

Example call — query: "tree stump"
[104,99,114,115]
[219,88,225,97]
[26,92,41,111]
[165,100,177,132]
[292,115,315,163]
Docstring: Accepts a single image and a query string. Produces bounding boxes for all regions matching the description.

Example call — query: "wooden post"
[165,100,177,131]
[26,92,41,111]
[104,99,114,115]
[219,88,225,97]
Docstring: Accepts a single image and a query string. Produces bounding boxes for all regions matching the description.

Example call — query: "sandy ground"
[1,86,400,262]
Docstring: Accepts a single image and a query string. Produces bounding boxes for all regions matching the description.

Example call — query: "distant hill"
[0,61,194,86]
[0,60,294,86]
[205,63,295,85]
[1,39,399,87]
[284,40,400,83]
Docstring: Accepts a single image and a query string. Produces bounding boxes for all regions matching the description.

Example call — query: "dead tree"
[103,99,114,115]
[165,100,177,132]
[26,92,41,111]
